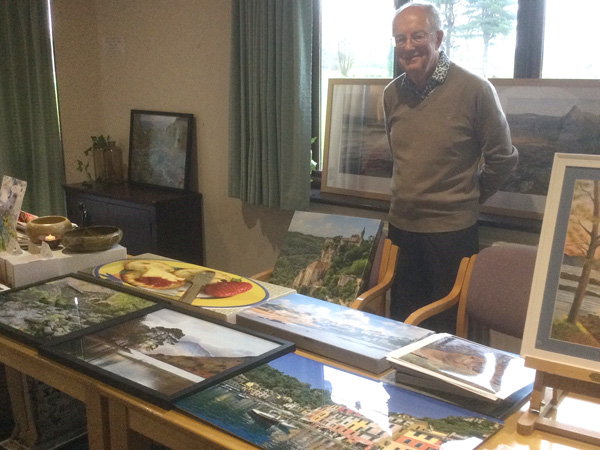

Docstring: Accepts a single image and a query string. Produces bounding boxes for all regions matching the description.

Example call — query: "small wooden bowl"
[62,226,123,252]
[26,216,72,244]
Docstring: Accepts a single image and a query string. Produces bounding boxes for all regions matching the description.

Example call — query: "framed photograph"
[40,306,295,409]
[521,153,600,382]
[128,110,194,191]
[0,176,27,251]
[237,292,433,374]
[269,211,384,307]
[321,78,393,200]
[482,79,600,220]
[176,352,502,450]
[0,273,162,348]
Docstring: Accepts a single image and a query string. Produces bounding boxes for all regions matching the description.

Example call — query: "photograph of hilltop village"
[176,352,501,450]
[270,211,383,307]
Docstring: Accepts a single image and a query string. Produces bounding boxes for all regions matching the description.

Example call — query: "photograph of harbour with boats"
[176,353,502,450]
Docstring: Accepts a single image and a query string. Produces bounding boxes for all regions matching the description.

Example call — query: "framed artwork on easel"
[519,153,600,444]
[521,153,600,378]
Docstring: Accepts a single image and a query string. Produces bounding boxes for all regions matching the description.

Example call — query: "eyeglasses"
[393,30,436,47]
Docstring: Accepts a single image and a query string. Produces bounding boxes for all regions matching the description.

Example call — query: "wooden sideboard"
[63,183,204,264]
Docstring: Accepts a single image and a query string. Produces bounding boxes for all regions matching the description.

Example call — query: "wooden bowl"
[26,216,73,244]
[62,226,123,252]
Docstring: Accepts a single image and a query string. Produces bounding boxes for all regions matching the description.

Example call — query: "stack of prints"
[387,333,535,403]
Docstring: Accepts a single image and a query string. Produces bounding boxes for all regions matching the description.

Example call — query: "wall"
[51,0,293,276]
[50,0,540,278]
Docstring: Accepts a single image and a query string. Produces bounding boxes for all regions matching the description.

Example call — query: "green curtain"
[229,0,315,210]
[0,0,66,216]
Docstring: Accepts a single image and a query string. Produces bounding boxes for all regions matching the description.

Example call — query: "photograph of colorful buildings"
[176,353,502,450]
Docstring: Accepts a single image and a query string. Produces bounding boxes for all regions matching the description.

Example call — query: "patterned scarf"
[401,51,450,102]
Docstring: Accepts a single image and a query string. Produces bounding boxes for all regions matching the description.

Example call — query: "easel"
[517,357,600,446]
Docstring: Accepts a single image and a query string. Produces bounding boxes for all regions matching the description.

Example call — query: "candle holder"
[26,216,73,244]
[38,234,62,250]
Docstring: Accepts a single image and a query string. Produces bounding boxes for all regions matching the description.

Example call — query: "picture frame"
[176,352,503,450]
[321,78,393,200]
[0,176,27,251]
[237,292,433,374]
[269,211,384,307]
[128,110,194,191]
[482,79,600,220]
[521,153,600,381]
[40,306,295,409]
[0,273,163,348]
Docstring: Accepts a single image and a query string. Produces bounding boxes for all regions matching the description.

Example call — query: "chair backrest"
[367,232,387,290]
[458,243,538,339]
[350,238,399,316]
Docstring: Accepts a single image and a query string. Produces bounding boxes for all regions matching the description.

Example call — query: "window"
[542,0,600,79]
[318,0,519,167]
[433,0,518,78]
[317,0,598,177]
[320,0,395,160]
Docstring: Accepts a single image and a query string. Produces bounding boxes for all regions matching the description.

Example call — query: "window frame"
[313,0,548,176]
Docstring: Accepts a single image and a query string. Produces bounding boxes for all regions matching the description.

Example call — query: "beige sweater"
[383,63,518,233]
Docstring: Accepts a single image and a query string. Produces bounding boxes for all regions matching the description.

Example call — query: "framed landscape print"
[321,78,393,200]
[0,274,161,348]
[128,110,194,191]
[268,211,383,307]
[176,352,502,450]
[237,293,432,374]
[521,154,600,382]
[483,79,600,220]
[40,306,294,409]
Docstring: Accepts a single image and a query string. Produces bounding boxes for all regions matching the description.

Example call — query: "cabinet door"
[102,204,155,256]
[65,194,155,256]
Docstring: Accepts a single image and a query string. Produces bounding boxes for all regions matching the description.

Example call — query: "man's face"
[393,6,443,88]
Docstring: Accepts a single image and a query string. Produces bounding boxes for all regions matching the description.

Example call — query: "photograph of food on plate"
[93,259,268,308]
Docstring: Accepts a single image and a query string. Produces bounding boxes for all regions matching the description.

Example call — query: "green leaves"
[77,134,111,187]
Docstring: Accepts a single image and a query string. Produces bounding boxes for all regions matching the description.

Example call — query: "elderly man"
[383,1,518,332]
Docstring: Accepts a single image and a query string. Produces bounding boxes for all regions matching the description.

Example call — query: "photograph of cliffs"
[492,82,600,197]
[270,211,383,307]
[502,106,600,196]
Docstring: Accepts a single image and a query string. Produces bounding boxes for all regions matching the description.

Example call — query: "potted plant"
[76,135,123,187]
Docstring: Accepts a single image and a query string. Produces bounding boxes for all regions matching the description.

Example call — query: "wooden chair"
[252,238,399,317]
[404,243,538,339]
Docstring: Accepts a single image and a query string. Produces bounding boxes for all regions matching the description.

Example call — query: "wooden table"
[0,334,109,450]
[1,335,598,450]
